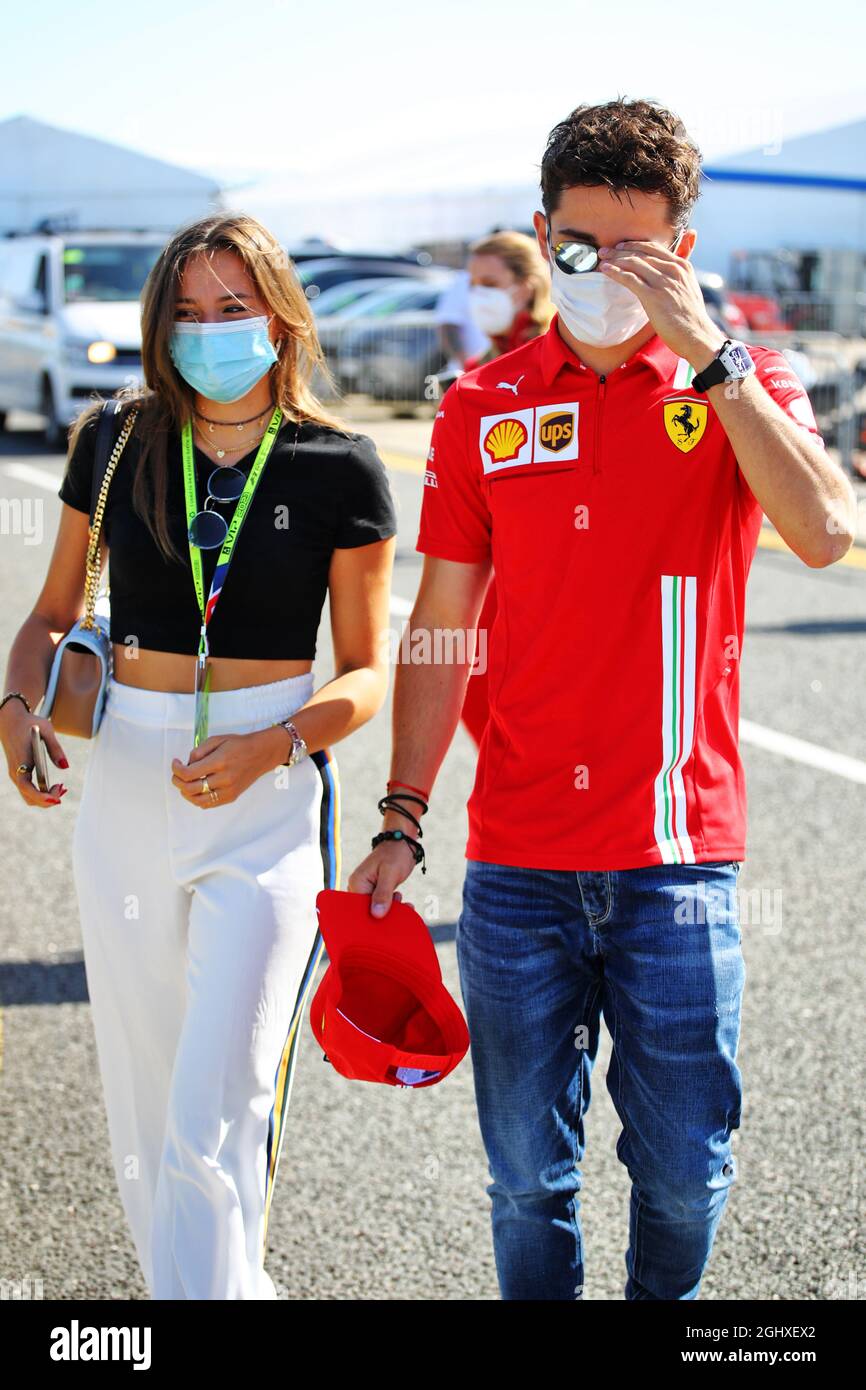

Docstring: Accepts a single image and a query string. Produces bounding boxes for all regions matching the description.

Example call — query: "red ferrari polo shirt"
[416,313,823,870]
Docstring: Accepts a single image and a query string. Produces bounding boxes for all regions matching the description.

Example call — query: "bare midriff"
[111,645,313,693]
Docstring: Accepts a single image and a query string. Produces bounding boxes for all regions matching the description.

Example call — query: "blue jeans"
[455,859,745,1301]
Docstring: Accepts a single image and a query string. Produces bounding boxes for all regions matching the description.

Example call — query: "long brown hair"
[467,229,555,338]
[66,212,350,564]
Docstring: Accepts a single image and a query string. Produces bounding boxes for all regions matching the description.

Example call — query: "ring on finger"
[195,773,219,803]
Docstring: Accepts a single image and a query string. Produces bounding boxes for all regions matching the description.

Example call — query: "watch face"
[723,343,753,376]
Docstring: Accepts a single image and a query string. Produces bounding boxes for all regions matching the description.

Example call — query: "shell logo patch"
[483,417,528,465]
[663,397,708,453]
[538,411,574,453]
[478,407,534,473]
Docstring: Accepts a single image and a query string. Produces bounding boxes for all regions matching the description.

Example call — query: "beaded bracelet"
[371,829,426,874]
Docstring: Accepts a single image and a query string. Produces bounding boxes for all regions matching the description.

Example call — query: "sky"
[4,0,866,203]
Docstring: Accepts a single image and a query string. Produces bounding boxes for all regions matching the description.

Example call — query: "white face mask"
[548,262,649,346]
[468,284,519,336]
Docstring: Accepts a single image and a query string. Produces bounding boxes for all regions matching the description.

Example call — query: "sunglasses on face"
[546,224,683,275]
[188,465,247,549]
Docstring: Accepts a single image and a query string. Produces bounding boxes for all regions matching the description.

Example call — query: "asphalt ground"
[0,406,864,1302]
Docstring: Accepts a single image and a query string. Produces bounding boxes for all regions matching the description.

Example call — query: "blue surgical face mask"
[169,313,278,402]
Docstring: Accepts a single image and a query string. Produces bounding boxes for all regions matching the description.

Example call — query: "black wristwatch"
[691,338,755,394]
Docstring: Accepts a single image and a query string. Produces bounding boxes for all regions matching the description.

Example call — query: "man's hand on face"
[597,239,726,368]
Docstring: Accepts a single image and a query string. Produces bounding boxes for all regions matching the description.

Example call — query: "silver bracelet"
[275,717,308,767]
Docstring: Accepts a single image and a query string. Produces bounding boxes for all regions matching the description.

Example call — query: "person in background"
[434,267,490,384]
[459,231,554,746]
[464,229,553,370]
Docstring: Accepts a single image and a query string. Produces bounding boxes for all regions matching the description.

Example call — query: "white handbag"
[40,401,138,737]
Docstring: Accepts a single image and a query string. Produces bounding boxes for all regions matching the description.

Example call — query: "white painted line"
[740,719,866,786]
[0,462,62,491]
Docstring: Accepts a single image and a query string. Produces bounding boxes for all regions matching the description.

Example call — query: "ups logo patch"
[537,411,574,452]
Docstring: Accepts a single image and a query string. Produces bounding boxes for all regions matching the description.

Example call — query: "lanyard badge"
[181,406,283,745]
[193,644,212,748]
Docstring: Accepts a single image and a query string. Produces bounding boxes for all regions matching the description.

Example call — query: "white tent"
[0,115,222,235]
[693,118,866,277]
[232,181,538,250]
[233,116,866,274]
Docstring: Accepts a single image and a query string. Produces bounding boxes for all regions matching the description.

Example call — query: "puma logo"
[496,374,525,395]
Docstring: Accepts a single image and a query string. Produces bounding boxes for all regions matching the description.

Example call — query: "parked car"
[335,281,454,404]
[288,241,432,267]
[0,229,165,444]
[285,238,343,263]
[320,278,450,390]
[309,277,414,318]
[297,257,440,302]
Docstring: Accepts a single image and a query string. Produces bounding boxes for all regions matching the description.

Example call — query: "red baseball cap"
[310,889,470,1088]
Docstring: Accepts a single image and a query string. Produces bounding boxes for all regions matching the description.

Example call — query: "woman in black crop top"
[0,213,397,1300]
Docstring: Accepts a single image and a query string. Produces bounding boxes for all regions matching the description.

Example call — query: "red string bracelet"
[387,779,431,802]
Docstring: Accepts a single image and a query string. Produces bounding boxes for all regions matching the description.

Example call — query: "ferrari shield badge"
[663,398,708,453]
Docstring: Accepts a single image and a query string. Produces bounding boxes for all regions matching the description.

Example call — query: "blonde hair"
[66,211,350,564]
[467,229,555,336]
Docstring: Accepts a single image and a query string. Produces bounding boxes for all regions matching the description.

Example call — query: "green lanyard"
[181,405,283,745]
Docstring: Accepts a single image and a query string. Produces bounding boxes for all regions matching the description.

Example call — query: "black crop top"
[57,412,398,659]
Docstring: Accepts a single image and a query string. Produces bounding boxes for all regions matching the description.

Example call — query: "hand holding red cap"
[310,890,470,1089]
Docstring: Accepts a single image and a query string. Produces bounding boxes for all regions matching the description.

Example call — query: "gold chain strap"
[81,406,139,631]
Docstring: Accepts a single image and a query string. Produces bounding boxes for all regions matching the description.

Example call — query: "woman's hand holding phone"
[0,703,69,807]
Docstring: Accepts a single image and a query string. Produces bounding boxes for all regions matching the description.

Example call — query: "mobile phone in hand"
[31,724,50,793]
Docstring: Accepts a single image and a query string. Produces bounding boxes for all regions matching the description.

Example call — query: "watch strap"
[691,339,733,394]
[277,717,307,766]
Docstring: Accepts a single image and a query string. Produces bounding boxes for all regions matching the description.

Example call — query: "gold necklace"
[194,422,268,460]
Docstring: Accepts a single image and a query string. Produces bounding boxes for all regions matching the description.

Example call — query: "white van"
[0,230,165,446]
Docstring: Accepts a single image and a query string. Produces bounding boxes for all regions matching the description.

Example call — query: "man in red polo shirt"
[349,99,856,1300]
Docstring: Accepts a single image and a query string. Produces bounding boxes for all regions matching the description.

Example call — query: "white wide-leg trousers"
[70,672,339,1299]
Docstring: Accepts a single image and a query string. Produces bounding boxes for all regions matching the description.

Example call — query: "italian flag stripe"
[673,357,695,389]
[653,575,697,863]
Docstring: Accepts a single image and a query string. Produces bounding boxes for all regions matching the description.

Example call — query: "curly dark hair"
[540,97,703,231]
